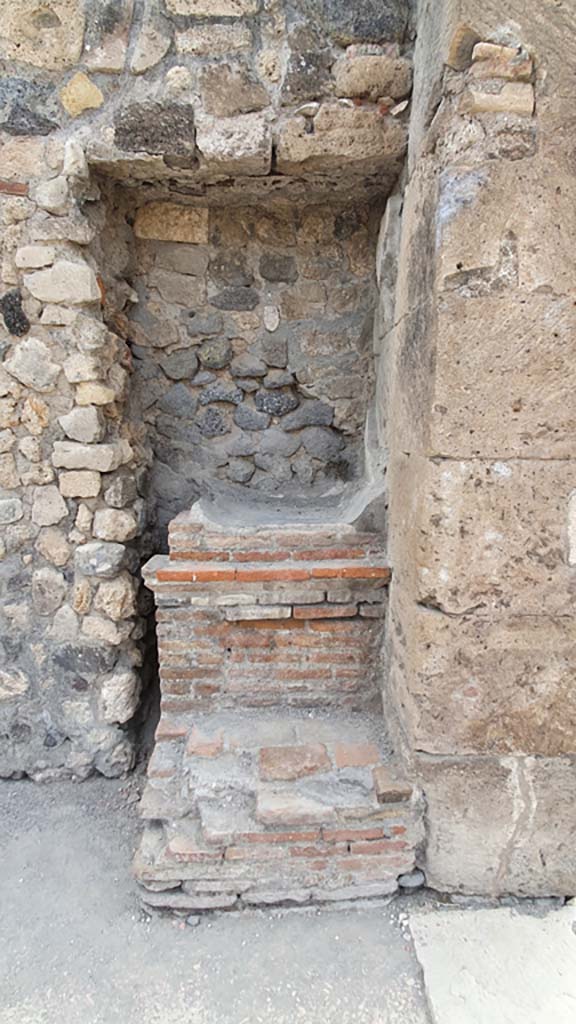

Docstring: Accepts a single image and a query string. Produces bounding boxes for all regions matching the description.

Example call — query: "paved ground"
[1,776,574,1024]
[0,777,430,1024]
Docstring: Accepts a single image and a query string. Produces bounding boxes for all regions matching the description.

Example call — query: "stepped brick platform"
[137,504,423,910]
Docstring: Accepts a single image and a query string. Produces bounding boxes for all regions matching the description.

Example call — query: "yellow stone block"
[60,73,104,118]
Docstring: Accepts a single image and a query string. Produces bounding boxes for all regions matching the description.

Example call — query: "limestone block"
[32,177,69,215]
[166,0,258,13]
[15,246,56,269]
[411,458,576,617]
[99,668,141,723]
[462,83,534,117]
[59,406,105,443]
[0,453,19,489]
[130,8,172,75]
[35,527,71,567]
[200,64,268,118]
[52,440,133,472]
[389,593,576,757]
[176,24,252,56]
[0,0,85,70]
[0,138,47,183]
[471,42,533,82]
[134,204,208,244]
[59,73,104,118]
[62,354,103,384]
[59,470,101,498]
[75,383,116,406]
[93,508,138,543]
[276,106,407,176]
[334,56,412,100]
[0,669,29,700]
[4,338,60,393]
[196,114,272,176]
[82,615,133,646]
[94,573,137,620]
[32,484,68,526]
[419,755,576,896]
[32,567,66,615]
[25,262,100,305]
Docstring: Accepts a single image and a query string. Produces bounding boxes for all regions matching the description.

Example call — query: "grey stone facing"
[210,288,260,311]
[159,349,199,381]
[254,389,300,417]
[198,338,233,369]
[199,383,243,405]
[281,400,334,431]
[234,404,270,431]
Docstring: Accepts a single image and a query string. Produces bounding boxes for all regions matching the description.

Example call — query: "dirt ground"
[0,776,431,1024]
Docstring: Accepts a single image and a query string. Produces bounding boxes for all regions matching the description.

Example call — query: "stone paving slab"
[409,905,576,1024]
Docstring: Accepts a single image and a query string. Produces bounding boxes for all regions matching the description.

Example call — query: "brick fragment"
[256,791,336,825]
[236,567,310,582]
[334,742,380,767]
[293,603,357,619]
[155,720,187,741]
[259,743,331,781]
[349,839,408,855]
[0,180,29,196]
[186,726,224,758]
[311,566,391,580]
[322,826,385,843]
[373,766,413,803]
[169,551,230,561]
[167,836,222,862]
[293,547,366,560]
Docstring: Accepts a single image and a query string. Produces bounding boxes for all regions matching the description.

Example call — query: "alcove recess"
[87,100,421,911]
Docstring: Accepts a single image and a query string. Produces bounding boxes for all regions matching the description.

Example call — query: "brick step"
[167,506,386,564]
[135,709,423,911]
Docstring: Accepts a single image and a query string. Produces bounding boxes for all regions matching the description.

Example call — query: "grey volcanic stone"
[255,390,299,417]
[197,407,230,437]
[52,642,117,677]
[259,253,298,283]
[300,426,344,460]
[254,452,293,481]
[398,869,425,889]
[75,542,126,577]
[0,290,29,337]
[0,102,58,136]
[260,335,288,368]
[228,457,255,483]
[198,338,233,369]
[114,103,196,157]
[199,383,243,405]
[281,51,332,105]
[0,498,23,524]
[230,354,267,378]
[263,370,294,389]
[103,473,138,509]
[210,253,254,288]
[234,404,270,431]
[191,371,216,387]
[155,243,209,276]
[159,349,199,381]
[227,434,258,456]
[237,379,259,393]
[311,0,410,44]
[259,428,301,457]
[210,287,259,311]
[282,399,334,431]
[158,383,198,418]
[334,209,364,240]
[183,312,223,337]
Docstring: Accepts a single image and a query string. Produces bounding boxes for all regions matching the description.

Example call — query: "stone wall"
[128,199,378,537]
[383,0,576,895]
[0,0,411,780]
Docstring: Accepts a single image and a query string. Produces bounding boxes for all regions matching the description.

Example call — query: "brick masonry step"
[153,606,385,710]
[143,555,391,586]
[135,707,424,909]
[167,505,387,562]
